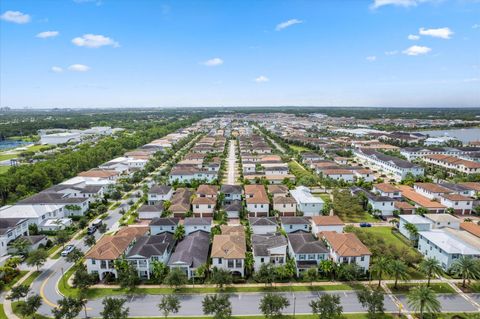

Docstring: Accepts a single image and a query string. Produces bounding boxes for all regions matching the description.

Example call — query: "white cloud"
[385,50,399,55]
[0,10,31,24]
[202,58,224,67]
[419,27,453,39]
[254,75,269,83]
[366,56,377,62]
[68,64,90,72]
[473,24,480,29]
[36,31,59,39]
[371,0,419,9]
[51,66,63,73]
[275,19,303,31]
[402,45,432,56]
[408,34,420,40]
[72,34,119,48]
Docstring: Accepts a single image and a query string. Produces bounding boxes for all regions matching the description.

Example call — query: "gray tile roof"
[126,233,174,258]
[249,217,277,226]
[149,185,172,195]
[252,233,287,257]
[280,216,310,225]
[149,217,180,226]
[287,232,328,254]
[168,230,210,268]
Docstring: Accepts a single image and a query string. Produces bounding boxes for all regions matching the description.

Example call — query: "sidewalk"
[1,269,35,319]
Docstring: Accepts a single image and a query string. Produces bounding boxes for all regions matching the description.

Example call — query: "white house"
[439,194,473,215]
[311,216,345,235]
[398,214,432,241]
[168,230,210,279]
[287,232,329,276]
[211,232,246,277]
[0,204,65,227]
[372,183,402,199]
[418,228,480,270]
[184,217,212,235]
[138,204,164,220]
[0,218,29,256]
[126,233,175,279]
[192,197,216,218]
[149,217,180,235]
[320,231,371,273]
[273,196,297,216]
[249,217,277,235]
[423,214,460,230]
[38,218,72,232]
[148,185,173,205]
[252,233,287,272]
[290,186,324,216]
[280,217,310,233]
[321,169,355,183]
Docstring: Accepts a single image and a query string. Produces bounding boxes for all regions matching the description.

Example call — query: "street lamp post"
[292,294,296,319]
[61,267,66,288]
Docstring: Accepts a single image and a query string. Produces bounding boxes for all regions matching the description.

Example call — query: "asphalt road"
[226,140,237,185]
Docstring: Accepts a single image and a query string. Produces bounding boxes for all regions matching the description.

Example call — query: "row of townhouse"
[305,158,375,183]
[0,127,194,259]
[400,147,480,161]
[422,154,480,175]
[365,182,480,216]
[168,135,226,184]
[398,213,480,270]
[86,214,372,280]
[354,149,424,181]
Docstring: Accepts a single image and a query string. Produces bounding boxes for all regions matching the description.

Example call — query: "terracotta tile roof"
[397,185,446,209]
[374,183,399,193]
[196,184,219,196]
[311,215,344,226]
[267,185,289,194]
[211,234,246,259]
[322,169,354,175]
[460,222,480,238]
[220,225,245,236]
[441,193,472,201]
[320,231,371,257]
[85,226,148,260]
[78,169,118,178]
[273,196,297,205]
[415,183,452,194]
[192,196,216,205]
[395,201,415,210]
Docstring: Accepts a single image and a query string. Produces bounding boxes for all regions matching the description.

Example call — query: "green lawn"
[12,302,50,319]
[0,154,16,161]
[289,144,311,152]
[314,193,331,203]
[0,166,9,175]
[0,304,7,319]
[47,244,61,257]
[387,282,456,294]
[456,281,480,293]
[339,211,378,223]
[21,271,42,288]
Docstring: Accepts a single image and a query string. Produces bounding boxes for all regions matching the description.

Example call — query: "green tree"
[114,258,139,291]
[319,260,336,280]
[356,287,385,319]
[52,296,84,319]
[174,224,185,241]
[449,256,480,288]
[84,235,96,247]
[389,259,410,289]
[151,261,169,283]
[371,256,390,288]
[100,297,129,319]
[304,267,318,286]
[419,258,443,287]
[26,249,48,271]
[258,293,290,319]
[11,238,31,257]
[202,294,232,319]
[65,247,84,264]
[72,265,97,290]
[163,267,188,290]
[18,294,42,319]
[56,230,71,248]
[7,284,30,302]
[404,222,419,243]
[253,263,276,286]
[158,295,181,319]
[309,294,343,319]
[407,285,441,319]
[210,267,233,288]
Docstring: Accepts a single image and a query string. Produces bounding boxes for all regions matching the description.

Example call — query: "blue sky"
[1,0,479,108]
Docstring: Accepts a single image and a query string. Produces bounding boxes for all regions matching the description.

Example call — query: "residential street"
[226,139,238,185]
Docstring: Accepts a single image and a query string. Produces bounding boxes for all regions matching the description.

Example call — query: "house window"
[92,259,96,265]
[218,258,222,264]
[260,258,264,263]
[360,256,364,262]
[228,260,234,268]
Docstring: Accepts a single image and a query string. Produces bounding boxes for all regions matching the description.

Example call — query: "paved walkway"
[226,139,238,185]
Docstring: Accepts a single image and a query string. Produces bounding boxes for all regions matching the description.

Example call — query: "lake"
[0,140,28,151]
[419,127,480,144]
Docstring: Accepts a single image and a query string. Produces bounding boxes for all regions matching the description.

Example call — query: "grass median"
[387,282,456,294]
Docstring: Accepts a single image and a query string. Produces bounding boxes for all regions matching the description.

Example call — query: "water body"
[418,127,480,144]
[0,140,28,151]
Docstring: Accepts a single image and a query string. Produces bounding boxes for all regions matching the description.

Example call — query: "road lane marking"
[40,272,58,308]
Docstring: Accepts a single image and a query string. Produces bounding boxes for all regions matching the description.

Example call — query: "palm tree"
[407,285,441,319]
[418,258,443,287]
[389,259,410,289]
[449,256,480,288]
[404,222,419,242]
[318,260,335,281]
[371,256,391,288]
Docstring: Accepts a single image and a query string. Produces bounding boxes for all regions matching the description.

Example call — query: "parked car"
[87,225,97,235]
[61,245,75,257]
[91,218,103,227]
[359,222,372,227]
